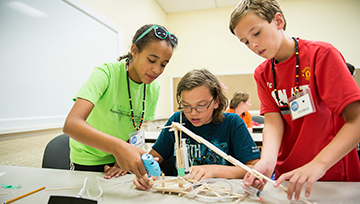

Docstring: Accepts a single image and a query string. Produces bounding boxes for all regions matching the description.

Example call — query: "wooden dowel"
[157,125,172,130]
[45,187,79,191]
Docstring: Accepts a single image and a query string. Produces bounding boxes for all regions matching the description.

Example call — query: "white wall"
[54,0,360,119]
[77,0,171,118]
[164,0,360,117]
[3,0,358,133]
[0,0,123,134]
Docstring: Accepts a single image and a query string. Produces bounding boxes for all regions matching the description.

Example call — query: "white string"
[76,177,87,198]
[86,177,103,199]
[69,160,75,171]
[76,175,135,200]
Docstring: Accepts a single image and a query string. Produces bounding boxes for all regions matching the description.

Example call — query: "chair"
[42,134,70,170]
[252,115,264,124]
[159,154,176,176]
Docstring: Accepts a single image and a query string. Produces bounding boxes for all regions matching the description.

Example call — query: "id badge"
[129,129,145,147]
[288,88,316,120]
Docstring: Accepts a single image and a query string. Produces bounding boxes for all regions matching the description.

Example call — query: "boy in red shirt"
[229,0,360,201]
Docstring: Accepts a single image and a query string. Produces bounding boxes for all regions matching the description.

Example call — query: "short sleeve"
[74,65,110,105]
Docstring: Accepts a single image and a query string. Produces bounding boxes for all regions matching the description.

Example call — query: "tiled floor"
[0,130,155,169]
[0,133,60,168]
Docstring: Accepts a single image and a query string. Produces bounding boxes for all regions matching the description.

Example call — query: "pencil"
[2,186,45,204]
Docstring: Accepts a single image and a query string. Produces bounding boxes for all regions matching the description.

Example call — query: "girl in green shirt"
[63,24,178,180]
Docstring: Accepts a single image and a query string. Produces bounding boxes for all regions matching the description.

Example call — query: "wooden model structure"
[150,122,314,204]
[149,173,247,203]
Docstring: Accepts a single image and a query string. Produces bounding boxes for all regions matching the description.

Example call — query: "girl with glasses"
[133,69,260,190]
[63,24,178,180]
[225,91,253,133]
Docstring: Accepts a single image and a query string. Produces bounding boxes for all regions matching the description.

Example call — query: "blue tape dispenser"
[141,154,161,177]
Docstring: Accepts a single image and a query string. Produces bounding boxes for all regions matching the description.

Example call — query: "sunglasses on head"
[135,25,178,47]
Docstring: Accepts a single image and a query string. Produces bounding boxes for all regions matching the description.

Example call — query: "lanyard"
[126,60,146,130]
[271,37,299,106]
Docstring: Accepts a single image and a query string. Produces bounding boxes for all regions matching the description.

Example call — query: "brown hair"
[229,0,286,35]
[118,24,176,61]
[229,91,250,109]
[176,69,228,123]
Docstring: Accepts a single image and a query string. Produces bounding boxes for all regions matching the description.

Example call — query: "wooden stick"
[3,186,45,204]
[158,125,172,130]
[171,122,253,173]
[180,112,183,145]
[45,187,79,191]
[202,183,222,197]
[174,129,184,176]
[158,123,185,130]
[162,173,165,187]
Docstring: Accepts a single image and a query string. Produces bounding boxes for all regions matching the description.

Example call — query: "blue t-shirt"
[153,112,260,174]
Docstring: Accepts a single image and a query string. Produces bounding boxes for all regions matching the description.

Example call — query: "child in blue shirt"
[133,68,260,190]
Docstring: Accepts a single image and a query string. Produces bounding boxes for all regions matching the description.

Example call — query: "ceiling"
[155,0,241,13]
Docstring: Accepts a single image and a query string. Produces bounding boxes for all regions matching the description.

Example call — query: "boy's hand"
[104,163,127,179]
[243,159,274,190]
[188,165,216,181]
[274,161,326,200]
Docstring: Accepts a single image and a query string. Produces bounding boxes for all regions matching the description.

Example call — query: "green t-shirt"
[70,59,160,165]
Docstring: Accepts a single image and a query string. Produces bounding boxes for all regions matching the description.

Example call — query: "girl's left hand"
[274,161,326,200]
[189,165,216,181]
[104,163,127,179]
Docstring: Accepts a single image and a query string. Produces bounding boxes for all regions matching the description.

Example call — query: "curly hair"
[118,24,176,61]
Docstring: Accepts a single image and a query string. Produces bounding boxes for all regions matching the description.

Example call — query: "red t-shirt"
[254,38,360,181]
[225,108,253,128]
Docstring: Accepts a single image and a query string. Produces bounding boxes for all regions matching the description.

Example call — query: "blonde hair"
[229,0,286,35]
[176,69,228,123]
[229,91,250,109]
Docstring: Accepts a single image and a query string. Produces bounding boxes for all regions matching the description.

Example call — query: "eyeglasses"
[180,98,215,113]
[135,25,178,47]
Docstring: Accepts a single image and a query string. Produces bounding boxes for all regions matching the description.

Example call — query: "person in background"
[225,91,253,133]
[63,24,178,180]
[347,62,355,77]
[133,69,260,190]
[347,62,360,160]
[229,0,360,201]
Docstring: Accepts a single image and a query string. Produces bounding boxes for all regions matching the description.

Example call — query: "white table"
[0,165,359,204]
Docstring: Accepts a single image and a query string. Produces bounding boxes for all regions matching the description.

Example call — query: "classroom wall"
[164,0,360,117]
[4,0,356,134]
[76,0,171,119]
[70,0,360,119]
[0,0,169,135]
[0,0,127,134]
